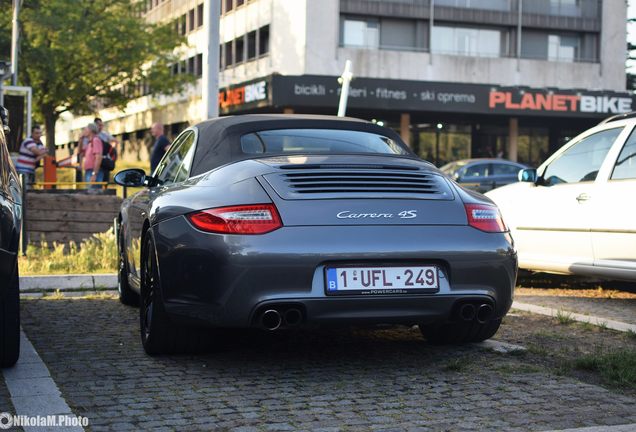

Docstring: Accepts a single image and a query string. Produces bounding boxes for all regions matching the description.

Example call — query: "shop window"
[236,36,245,64]
[416,124,471,167]
[247,31,257,60]
[341,17,379,49]
[612,129,636,180]
[379,19,416,51]
[431,25,501,57]
[259,25,270,56]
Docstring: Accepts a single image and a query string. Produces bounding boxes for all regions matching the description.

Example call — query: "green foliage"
[19,228,117,275]
[574,349,636,389]
[0,0,192,148]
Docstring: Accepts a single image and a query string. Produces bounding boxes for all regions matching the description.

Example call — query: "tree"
[628,17,636,91]
[0,0,192,151]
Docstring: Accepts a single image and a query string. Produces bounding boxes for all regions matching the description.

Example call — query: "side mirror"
[114,168,148,187]
[518,168,537,183]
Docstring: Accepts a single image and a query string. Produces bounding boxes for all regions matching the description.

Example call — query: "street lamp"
[435,123,443,166]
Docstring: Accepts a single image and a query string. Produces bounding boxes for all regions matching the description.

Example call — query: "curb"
[19,274,117,291]
[512,301,636,333]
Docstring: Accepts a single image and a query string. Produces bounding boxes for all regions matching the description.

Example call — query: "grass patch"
[627,330,636,340]
[444,357,471,372]
[574,349,636,389]
[555,309,575,325]
[19,229,117,276]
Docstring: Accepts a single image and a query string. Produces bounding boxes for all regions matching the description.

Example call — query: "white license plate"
[325,265,440,295]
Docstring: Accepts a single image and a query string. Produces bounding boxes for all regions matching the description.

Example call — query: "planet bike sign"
[266,75,636,118]
[489,91,633,115]
[218,80,268,110]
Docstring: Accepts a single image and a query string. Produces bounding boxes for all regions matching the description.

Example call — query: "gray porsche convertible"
[114,115,517,355]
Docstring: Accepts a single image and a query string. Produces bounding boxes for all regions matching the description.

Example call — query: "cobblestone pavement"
[517,294,636,325]
[15,297,636,431]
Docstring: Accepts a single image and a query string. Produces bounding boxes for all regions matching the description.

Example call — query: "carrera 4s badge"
[336,210,418,219]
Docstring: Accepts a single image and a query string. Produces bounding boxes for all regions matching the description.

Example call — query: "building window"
[224,41,233,67]
[188,9,195,32]
[379,19,416,51]
[236,0,245,7]
[195,54,203,77]
[342,18,379,49]
[259,25,270,56]
[431,26,502,57]
[236,36,245,64]
[247,30,257,60]
[197,3,204,28]
[548,34,579,62]
[224,0,233,14]
[435,0,511,11]
[523,0,587,17]
[521,31,583,62]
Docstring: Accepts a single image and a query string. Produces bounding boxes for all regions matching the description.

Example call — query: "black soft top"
[190,114,413,176]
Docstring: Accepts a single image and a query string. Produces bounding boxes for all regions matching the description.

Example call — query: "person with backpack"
[94,117,118,182]
[84,122,104,188]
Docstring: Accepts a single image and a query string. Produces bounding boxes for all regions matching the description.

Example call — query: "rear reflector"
[188,204,282,234]
[465,204,507,233]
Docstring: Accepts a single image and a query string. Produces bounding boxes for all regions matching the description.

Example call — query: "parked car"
[115,115,516,355]
[487,113,636,282]
[440,159,528,193]
[0,106,21,367]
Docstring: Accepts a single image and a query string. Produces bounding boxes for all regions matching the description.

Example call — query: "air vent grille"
[263,169,453,200]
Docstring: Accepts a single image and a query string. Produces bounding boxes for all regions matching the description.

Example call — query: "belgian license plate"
[325,265,440,295]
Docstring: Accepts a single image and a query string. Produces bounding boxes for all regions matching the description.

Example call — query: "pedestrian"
[15,125,48,188]
[94,117,118,183]
[75,127,90,182]
[83,122,104,189]
[150,122,170,173]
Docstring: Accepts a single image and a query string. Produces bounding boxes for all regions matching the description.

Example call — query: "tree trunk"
[42,107,57,154]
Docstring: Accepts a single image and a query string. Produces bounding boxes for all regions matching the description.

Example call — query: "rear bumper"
[152,217,517,328]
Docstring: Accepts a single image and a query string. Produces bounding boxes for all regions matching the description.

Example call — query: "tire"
[139,234,209,355]
[0,261,20,368]
[118,229,139,306]
[419,318,502,345]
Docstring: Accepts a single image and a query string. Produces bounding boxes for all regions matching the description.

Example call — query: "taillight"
[465,204,507,233]
[188,204,282,234]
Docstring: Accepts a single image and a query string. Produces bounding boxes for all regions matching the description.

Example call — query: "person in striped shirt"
[15,125,48,187]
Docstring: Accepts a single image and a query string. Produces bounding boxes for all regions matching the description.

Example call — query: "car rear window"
[240,129,408,156]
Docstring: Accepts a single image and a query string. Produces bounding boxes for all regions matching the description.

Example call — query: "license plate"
[325,265,440,295]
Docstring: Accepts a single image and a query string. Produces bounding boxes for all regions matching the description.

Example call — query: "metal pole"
[337,60,353,117]
[20,173,27,256]
[203,0,220,120]
[11,0,20,86]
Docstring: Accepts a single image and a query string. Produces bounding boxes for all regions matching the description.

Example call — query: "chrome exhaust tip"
[261,309,282,331]
[283,308,303,327]
[459,303,476,321]
[476,304,494,324]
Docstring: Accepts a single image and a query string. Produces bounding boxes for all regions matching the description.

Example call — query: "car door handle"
[576,193,591,202]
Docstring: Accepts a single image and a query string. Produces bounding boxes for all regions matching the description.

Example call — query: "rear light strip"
[465,204,507,233]
[188,204,282,235]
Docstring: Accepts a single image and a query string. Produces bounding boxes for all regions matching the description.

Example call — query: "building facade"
[59,0,631,167]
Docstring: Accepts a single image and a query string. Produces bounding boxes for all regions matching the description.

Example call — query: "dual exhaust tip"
[459,303,494,324]
[260,307,303,331]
